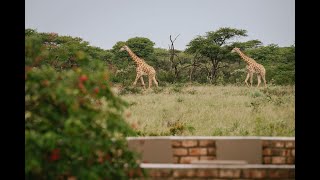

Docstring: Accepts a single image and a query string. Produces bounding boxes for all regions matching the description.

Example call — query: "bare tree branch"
[173,34,180,42]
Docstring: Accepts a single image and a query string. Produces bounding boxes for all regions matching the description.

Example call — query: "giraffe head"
[231,47,240,53]
[119,45,129,52]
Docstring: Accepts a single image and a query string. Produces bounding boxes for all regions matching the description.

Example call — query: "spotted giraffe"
[231,47,267,87]
[120,45,158,89]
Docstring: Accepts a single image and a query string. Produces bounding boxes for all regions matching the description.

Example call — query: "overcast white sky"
[25,0,295,50]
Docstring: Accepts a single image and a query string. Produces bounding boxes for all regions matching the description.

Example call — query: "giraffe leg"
[148,76,152,89]
[140,77,146,89]
[262,74,267,87]
[257,75,261,88]
[133,74,141,86]
[244,73,250,87]
[249,73,253,87]
[152,76,158,87]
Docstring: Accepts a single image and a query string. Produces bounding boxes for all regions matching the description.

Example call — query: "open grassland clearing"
[118,85,295,136]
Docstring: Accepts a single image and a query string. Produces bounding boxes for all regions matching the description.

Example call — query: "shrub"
[25,36,145,179]
[167,120,195,135]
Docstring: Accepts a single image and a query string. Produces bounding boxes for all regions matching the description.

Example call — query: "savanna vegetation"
[25,27,294,179]
[121,84,294,137]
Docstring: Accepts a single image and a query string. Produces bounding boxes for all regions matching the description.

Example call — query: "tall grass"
[117,85,295,136]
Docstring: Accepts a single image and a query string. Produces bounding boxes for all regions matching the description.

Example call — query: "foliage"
[25,32,145,179]
[186,27,248,83]
[231,40,263,50]
[26,27,295,87]
[110,37,157,84]
[111,37,155,67]
[25,29,111,71]
[126,37,155,60]
[246,45,295,85]
[168,120,195,136]
[110,41,130,69]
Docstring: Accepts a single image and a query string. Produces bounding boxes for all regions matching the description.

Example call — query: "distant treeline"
[25,27,294,86]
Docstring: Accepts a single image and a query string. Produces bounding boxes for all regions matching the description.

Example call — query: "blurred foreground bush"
[25,32,144,179]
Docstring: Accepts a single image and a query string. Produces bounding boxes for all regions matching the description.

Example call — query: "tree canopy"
[186,27,248,82]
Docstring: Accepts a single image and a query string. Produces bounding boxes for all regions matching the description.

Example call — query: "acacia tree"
[230,40,263,65]
[187,52,206,82]
[126,37,155,59]
[186,27,247,83]
[110,37,156,85]
[111,37,155,65]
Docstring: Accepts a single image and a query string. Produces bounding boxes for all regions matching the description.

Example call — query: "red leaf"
[49,148,60,161]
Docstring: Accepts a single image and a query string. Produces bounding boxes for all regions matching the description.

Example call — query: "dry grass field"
[115,84,295,136]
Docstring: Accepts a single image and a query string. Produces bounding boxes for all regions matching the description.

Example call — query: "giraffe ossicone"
[120,45,158,89]
[231,47,267,88]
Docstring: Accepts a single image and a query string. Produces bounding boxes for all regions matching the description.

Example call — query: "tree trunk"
[169,34,180,83]
[189,67,193,82]
[174,66,179,80]
[210,59,220,83]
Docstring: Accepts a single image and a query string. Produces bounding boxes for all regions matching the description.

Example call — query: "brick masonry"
[170,138,295,165]
[172,140,216,163]
[127,137,295,179]
[143,164,295,179]
[262,140,295,165]
[127,137,295,165]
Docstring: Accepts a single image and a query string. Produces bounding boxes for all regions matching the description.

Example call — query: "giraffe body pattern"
[232,47,267,87]
[120,45,158,89]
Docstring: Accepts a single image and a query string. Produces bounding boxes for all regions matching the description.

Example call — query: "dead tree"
[169,34,181,82]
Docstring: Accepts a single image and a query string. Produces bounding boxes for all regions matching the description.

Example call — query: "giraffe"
[231,47,267,87]
[119,45,158,89]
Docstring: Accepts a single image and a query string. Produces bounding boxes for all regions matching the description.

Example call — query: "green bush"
[157,69,175,83]
[25,34,145,179]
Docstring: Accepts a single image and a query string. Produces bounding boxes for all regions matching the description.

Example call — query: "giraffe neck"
[236,50,254,64]
[126,48,143,65]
